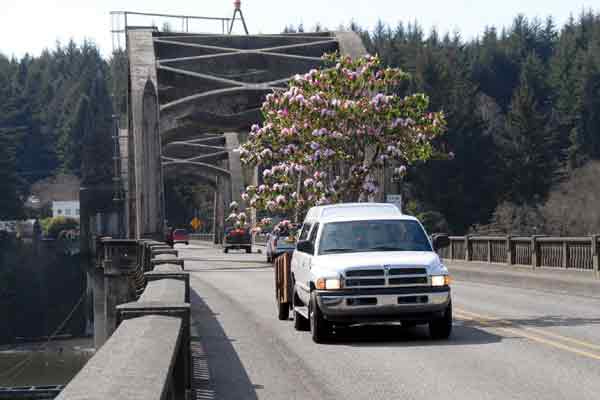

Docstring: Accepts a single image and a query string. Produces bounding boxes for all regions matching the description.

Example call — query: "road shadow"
[325,319,504,347]
[189,289,258,400]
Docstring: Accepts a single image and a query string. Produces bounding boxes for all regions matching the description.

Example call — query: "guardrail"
[439,235,600,277]
[57,239,190,400]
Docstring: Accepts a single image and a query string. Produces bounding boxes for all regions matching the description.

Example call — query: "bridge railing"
[58,239,190,400]
[110,10,235,50]
[439,235,599,277]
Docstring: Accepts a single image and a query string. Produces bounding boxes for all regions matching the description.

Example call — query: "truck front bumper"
[315,286,451,324]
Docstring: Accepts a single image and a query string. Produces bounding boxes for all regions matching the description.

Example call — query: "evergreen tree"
[577,40,600,161]
[0,128,23,219]
[503,54,557,203]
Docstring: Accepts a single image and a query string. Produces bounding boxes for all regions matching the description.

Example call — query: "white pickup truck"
[289,203,452,343]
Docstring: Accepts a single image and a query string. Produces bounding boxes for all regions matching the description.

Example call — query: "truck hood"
[312,251,446,275]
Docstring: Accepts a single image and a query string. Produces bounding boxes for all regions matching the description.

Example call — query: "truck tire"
[293,289,309,331]
[294,309,309,331]
[246,246,252,254]
[223,247,229,254]
[429,302,452,340]
[277,301,289,320]
[310,292,331,343]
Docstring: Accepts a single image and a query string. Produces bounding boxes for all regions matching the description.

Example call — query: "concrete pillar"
[224,132,243,207]
[464,235,471,261]
[92,266,106,348]
[531,236,540,269]
[103,248,135,339]
[506,235,514,265]
[213,189,218,244]
[214,177,225,245]
[592,235,599,278]
[562,240,568,269]
[127,29,160,239]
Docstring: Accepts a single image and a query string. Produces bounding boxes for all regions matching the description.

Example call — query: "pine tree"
[550,18,581,167]
[81,67,114,185]
[577,40,600,161]
[0,128,23,219]
[503,54,557,203]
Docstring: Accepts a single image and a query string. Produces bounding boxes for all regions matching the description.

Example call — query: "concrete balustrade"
[154,263,186,273]
[55,315,185,400]
[151,253,185,269]
[59,239,191,400]
[152,248,179,257]
[145,270,190,302]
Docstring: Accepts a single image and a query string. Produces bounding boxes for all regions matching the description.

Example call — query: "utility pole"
[229,0,249,34]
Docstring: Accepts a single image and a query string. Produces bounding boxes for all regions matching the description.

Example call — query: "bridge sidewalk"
[446,260,600,299]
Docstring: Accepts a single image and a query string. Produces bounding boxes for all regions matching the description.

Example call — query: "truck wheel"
[294,309,309,331]
[293,290,309,331]
[277,301,290,320]
[223,247,229,254]
[246,246,252,254]
[429,302,452,340]
[310,292,331,343]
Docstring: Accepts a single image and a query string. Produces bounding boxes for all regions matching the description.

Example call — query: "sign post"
[386,194,402,212]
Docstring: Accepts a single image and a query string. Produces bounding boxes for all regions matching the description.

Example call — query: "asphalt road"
[179,242,600,400]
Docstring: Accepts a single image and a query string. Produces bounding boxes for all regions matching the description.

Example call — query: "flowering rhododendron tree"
[226,201,247,228]
[237,53,446,224]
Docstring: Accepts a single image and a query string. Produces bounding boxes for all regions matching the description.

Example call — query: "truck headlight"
[316,278,342,290]
[431,275,451,287]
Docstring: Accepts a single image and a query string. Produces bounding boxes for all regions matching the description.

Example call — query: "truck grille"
[343,266,429,288]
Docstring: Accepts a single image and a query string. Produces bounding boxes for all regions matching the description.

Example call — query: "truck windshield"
[318,220,432,254]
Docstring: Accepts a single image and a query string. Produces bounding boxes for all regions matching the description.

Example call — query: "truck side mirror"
[296,240,314,254]
[432,234,450,251]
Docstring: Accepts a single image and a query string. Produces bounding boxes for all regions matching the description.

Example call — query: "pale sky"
[1,0,599,58]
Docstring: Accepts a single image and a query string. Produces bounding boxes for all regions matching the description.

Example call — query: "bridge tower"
[121,9,367,241]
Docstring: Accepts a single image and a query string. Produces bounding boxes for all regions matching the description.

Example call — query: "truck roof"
[303,203,412,224]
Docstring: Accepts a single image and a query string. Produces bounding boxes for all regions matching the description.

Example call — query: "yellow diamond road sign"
[190,217,201,231]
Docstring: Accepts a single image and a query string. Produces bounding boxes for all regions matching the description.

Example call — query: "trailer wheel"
[277,301,289,320]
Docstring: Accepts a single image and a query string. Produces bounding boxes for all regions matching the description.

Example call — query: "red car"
[172,229,189,245]
[223,227,252,253]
